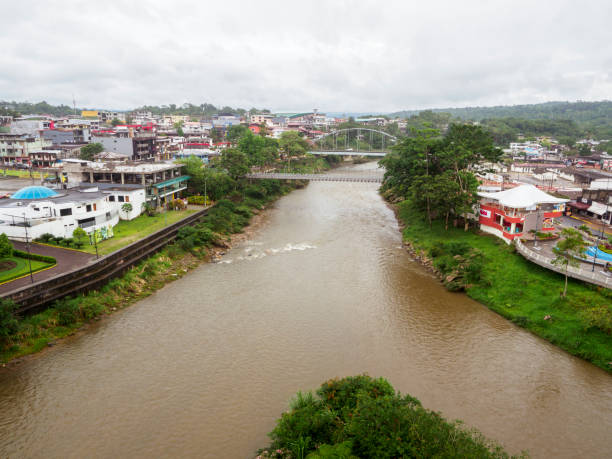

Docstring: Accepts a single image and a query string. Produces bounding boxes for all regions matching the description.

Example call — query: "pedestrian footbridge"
[246,172,383,183]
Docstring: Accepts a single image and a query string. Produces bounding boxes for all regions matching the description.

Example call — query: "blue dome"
[12,186,59,200]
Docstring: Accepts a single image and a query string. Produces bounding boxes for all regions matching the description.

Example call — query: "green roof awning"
[152,175,190,189]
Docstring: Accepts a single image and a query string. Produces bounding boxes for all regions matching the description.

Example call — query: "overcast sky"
[1,0,610,112]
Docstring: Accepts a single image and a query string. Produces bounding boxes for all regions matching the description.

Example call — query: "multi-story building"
[62,160,188,208]
[250,114,274,125]
[9,118,53,136]
[0,134,53,164]
[478,184,568,243]
[42,127,91,144]
[211,115,241,129]
[91,128,157,161]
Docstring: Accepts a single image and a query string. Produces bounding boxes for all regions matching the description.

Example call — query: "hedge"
[14,249,56,264]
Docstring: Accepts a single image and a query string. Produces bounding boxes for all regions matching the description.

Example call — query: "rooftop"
[478,184,568,209]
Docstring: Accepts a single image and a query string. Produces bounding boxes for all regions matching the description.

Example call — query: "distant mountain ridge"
[389,100,611,123]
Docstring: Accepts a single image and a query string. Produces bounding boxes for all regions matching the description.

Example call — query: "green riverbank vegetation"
[381,127,612,373]
[256,375,526,459]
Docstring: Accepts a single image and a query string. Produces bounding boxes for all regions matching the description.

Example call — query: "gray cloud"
[0,0,610,112]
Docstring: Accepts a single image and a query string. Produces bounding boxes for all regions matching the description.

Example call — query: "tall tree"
[80,143,104,160]
[552,228,587,297]
[220,148,249,180]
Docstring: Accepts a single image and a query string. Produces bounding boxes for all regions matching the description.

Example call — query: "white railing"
[515,239,612,289]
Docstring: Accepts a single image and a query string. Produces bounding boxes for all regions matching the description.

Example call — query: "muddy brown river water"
[1,163,611,458]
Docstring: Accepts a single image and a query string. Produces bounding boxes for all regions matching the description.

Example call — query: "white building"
[0,185,119,241]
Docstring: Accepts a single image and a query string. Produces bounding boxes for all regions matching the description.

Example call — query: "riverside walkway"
[515,238,612,290]
[246,172,383,183]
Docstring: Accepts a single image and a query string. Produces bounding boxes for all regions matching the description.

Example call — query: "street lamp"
[22,213,34,283]
[534,206,540,249]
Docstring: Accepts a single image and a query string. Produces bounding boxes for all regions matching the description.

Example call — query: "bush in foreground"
[258,375,525,459]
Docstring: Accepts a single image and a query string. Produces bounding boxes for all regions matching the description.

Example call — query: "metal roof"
[152,175,190,189]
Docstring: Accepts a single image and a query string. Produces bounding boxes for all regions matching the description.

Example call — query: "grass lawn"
[0,256,54,284]
[397,200,612,373]
[0,169,50,179]
[81,209,198,256]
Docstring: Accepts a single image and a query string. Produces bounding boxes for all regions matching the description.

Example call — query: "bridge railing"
[515,238,612,290]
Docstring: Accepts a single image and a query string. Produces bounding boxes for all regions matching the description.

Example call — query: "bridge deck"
[246,173,383,183]
[308,150,387,157]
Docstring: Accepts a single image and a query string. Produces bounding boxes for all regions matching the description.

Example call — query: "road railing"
[515,238,612,290]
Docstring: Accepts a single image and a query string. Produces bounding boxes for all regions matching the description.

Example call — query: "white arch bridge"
[309,128,397,156]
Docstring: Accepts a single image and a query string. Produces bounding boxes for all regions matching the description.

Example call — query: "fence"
[3,208,209,314]
[515,238,612,290]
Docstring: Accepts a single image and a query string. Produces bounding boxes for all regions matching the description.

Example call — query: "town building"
[478,185,568,243]
[0,134,53,165]
[0,185,119,241]
[42,127,91,144]
[91,127,156,161]
[62,160,188,207]
[9,118,53,136]
[250,114,274,125]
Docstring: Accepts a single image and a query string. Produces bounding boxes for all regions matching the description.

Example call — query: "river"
[1,162,611,458]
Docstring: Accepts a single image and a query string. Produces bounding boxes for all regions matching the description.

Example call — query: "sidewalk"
[0,242,96,295]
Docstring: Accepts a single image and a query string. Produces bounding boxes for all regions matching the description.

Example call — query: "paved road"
[559,215,612,237]
[0,242,96,295]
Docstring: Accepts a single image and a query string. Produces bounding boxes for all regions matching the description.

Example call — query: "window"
[118,196,124,202]
[60,208,72,216]
[109,196,115,202]
[86,204,92,212]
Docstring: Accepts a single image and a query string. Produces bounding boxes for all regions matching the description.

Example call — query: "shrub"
[54,298,80,326]
[0,233,13,258]
[0,299,19,344]
[263,376,517,459]
[580,305,612,334]
[187,195,207,205]
[36,233,55,243]
[72,227,88,248]
[13,249,55,264]
[169,199,186,210]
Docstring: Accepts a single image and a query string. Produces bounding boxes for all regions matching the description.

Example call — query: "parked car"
[15,163,30,170]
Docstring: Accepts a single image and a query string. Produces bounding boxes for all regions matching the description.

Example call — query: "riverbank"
[392,198,612,373]
[0,179,306,364]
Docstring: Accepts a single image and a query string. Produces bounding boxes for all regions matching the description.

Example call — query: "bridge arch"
[311,128,397,156]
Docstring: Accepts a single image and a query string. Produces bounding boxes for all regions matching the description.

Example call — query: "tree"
[121,203,133,218]
[80,143,104,160]
[552,228,587,297]
[381,125,499,230]
[72,227,88,248]
[279,131,309,157]
[110,118,122,126]
[578,143,592,156]
[227,124,249,143]
[0,233,12,258]
[220,148,249,180]
[176,126,184,137]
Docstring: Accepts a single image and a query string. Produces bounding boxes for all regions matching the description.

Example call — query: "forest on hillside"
[394,101,612,142]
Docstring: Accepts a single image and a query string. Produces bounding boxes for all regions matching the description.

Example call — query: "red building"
[477,185,568,243]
